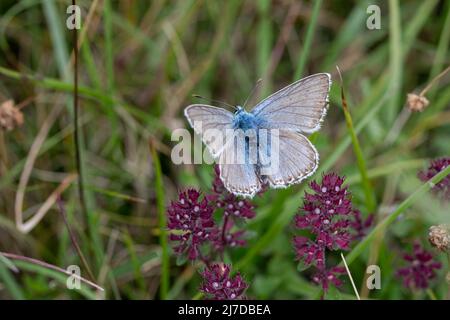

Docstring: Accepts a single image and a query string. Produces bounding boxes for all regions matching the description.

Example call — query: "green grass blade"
[122,231,147,294]
[42,0,71,82]
[428,0,450,99]
[387,0,402,124]
[346,164,450,265]
[339,73,376,212]
[257,0,272,97]
[0,255,25,299]
[104,0,114,95]
[150,141,169,300]
[0,66,164,132]
[321,1,370,70]
[294,0,322,80]
[11,260,98,299]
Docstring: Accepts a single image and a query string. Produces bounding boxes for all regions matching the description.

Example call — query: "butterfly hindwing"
[251,73,331,134]
[263,130,319,188]
[218,130,261,198]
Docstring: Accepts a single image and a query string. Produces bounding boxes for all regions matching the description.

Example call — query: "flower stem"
[221,215,229,245]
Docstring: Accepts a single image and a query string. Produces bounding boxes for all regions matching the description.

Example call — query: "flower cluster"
[167,166,257,299]
[294,173,352,268]
[209,165,256,251]
[167,189,216,260]
[396,243,441,290]
[418,157,450,200]
[312,267,346,293]
[200,264,248,300]
[350,210,374,241]
[293,173,373,294]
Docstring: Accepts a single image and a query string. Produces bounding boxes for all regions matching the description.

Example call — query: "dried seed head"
[0,100,23,131]
[407,93,429,112]
[428,225,450,252]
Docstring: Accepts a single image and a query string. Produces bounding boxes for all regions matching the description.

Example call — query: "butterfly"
[184,73,331,198]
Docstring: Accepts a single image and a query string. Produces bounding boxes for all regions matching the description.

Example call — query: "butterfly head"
[232,106,260,131]
[235,105,244,114]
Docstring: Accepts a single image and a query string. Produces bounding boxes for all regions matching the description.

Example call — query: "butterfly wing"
[218,130,261,198]
[261,130,318,188]
[184,104,234,157]
[251,73,331,134]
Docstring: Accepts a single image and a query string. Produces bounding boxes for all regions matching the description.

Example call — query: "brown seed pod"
[428,224,450,252]
[0,100,24,131]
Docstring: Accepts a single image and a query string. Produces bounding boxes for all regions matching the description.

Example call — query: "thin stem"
[149,139,169,300]
[341,253,361,300]
[56,198,95,281]
[221,215,229,245]
[198,252,211,269]
[419,65,450,96]
[72,0,88,231]
[0,252,103,292]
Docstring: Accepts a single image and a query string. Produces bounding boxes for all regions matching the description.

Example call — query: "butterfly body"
[232,106,265,131]
[184,73,331,198]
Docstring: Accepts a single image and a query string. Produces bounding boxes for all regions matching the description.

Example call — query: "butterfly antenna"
[243,78,263,109]
[192,94,237,110]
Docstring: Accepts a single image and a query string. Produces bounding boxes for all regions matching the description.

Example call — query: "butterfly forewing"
[184,104,234,158]
[251,73,331,134]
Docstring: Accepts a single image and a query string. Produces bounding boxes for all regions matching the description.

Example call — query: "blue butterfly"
[185,73,331,198]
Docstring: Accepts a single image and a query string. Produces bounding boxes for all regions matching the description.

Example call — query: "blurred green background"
[0,0,449,299]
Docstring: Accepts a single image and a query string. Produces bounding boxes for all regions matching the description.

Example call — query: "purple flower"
[397,243,442,290]
[293,236,325,267]
[350,210,374,241]
[206,165,256,252]
[312,267,346,294]
[418,157,450,200]
[293,173,353,268]
[213,218,247,250]
[167,189,216,260]
[200,264,248,300]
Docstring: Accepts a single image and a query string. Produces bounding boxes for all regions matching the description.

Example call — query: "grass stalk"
[57,198,95,282]
[294,0,322,80]
[337,66,376,213]
[71,0,89,243]
[0,252,104,294]
[257,0,272,97]
[387,0,402,123]
[0,253,24,299]
[149,139,169,300]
